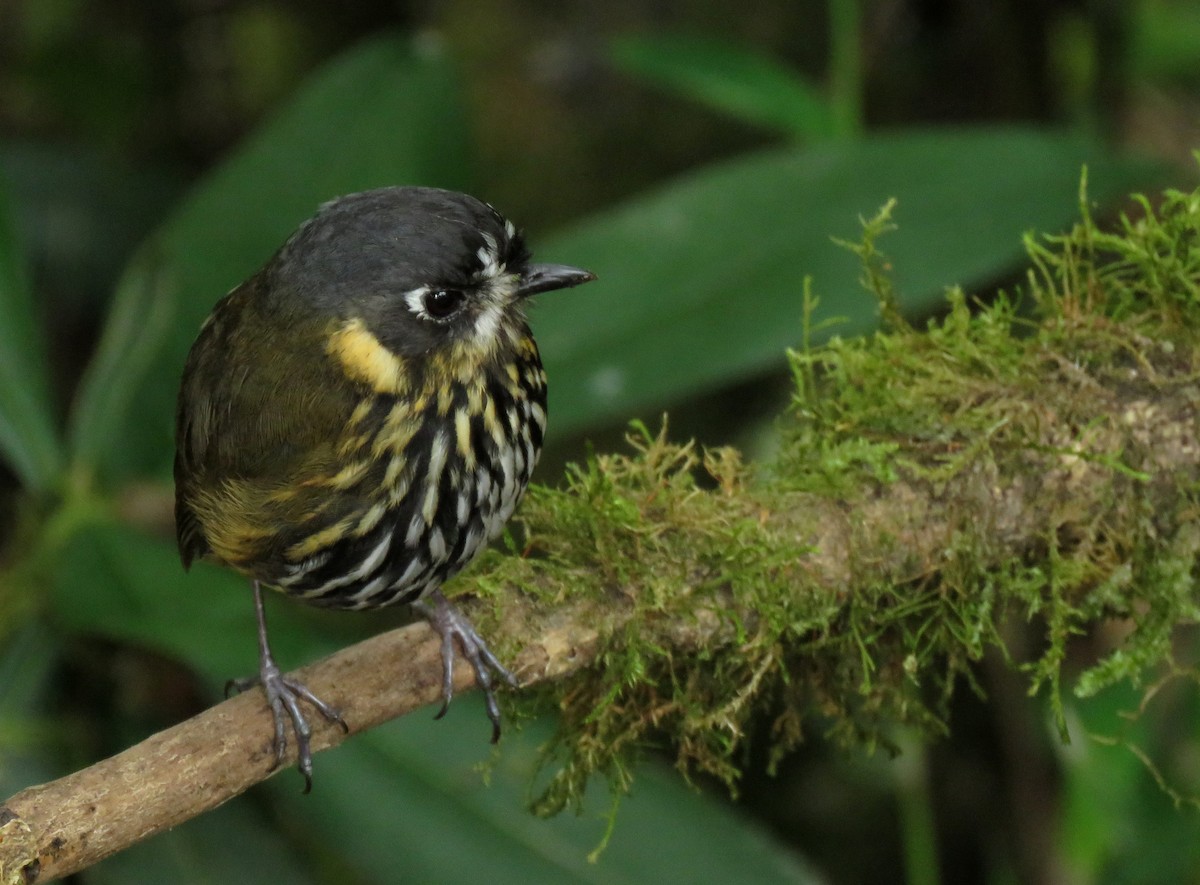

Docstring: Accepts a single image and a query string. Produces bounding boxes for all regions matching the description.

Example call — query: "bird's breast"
[265,344,547,610]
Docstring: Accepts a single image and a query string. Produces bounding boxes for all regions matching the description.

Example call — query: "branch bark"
[0,594,610,885]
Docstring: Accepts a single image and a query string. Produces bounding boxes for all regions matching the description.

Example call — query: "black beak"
[517,263,596,299]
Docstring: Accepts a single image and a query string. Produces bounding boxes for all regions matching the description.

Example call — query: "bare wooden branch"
[0,595,614,885]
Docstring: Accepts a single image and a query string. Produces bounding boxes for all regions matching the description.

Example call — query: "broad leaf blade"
[0,178,62,492]
[51,522,341,683]
[83,800,319,885]
[531,128,1167,437]
[610,34,836,139]
[69,32,474,480]
[265,705,820,884]
[0,624,66,799]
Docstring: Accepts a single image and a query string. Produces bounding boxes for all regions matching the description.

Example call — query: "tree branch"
[0,593,611,884]
[3,361,1197,881]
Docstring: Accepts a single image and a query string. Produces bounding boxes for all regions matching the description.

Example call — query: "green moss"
[497,170,1200,818]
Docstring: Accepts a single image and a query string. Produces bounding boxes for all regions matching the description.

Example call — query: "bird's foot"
[227,661,348,793]
[413,590,518,742]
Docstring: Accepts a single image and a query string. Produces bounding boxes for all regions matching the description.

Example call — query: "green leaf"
[1133,3,1200,84]
[1059,687,1200,882]
[265,706,820,884]
[610,33,836,139]
[0,178,63,492]
[531,128,1168,438]
[69,32,474,481]
[50,521,343,684]
[0,623,66,799]
[83,800,319,885]
[0,142,185,314]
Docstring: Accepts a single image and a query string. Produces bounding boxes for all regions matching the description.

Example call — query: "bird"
[173,186,595,790]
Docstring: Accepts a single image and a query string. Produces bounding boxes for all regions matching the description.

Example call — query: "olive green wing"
[174,281,362,571]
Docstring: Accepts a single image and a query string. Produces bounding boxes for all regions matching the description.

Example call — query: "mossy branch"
[5,176,1200,882]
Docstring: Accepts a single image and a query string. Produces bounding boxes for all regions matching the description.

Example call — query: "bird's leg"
[226,580,348,792]
[412,590,518,743]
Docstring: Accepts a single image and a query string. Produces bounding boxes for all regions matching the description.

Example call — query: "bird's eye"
[423,289,466,320]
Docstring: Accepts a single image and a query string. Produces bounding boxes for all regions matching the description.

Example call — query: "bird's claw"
[414,590,517,743]
[228,660,348,793]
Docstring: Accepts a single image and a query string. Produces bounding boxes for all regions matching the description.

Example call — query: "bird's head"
[264,187,593,392]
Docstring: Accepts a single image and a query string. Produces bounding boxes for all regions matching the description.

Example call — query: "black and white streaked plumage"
[174,186,595,789]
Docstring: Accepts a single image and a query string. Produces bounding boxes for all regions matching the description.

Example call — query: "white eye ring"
[404,286,466,322]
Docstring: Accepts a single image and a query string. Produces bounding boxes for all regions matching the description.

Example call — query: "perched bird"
[174,186,595,789]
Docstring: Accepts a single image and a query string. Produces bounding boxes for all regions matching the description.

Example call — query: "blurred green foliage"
[0,183,59,492]
[609,34,844,140]
[0,3,1197,883]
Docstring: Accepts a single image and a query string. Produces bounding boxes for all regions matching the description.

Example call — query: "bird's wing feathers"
[175,280,365,571]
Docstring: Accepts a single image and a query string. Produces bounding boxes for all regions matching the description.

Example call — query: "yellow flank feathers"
[322,459,372,490]
[338,432,371,457]
[353,501,388,537]
[326,318,409,394]
[347,398,374,427]
[466,382,484,415]
[482,395,504,448]
[187,481,276,568]
[373,400,421,458]
[205,520,274,568]
[287,516,357,560]
[517,336,538,360]
[455,408,475,469]
[383,452,407,488]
